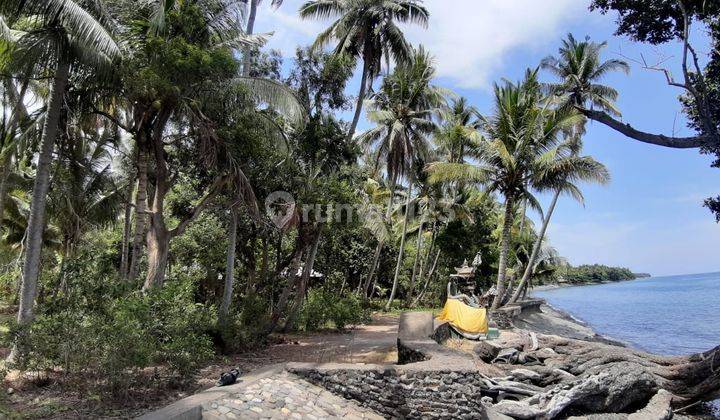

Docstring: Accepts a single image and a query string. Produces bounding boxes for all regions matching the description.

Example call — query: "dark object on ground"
[216,368,242,386]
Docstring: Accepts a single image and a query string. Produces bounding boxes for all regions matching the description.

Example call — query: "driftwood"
[485,333,720,418]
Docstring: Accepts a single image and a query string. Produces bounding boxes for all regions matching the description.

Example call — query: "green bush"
[217,292,270,353]
[9,263,214,394]
[299,288,370,331]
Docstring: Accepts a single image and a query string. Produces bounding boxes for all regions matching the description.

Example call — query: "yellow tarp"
[436,298,488,334]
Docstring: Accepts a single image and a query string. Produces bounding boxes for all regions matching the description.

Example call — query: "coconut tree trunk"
[347,58,370,141]
[362,241,382,299]
[385,183,412,311]
[406,221,423,305]
[219,208,238,320]
[511,188,561,303]
[412,225,436,307]
[283,229,322,332]
[119,181,134,277]
[242,0,259,77]
[15,60,70,338]
[363,184,394,300]
[491,196,515,310]
[0,153,11,231]
[265,242,305,335]
[127,147,148,281]
[413,248,440,306]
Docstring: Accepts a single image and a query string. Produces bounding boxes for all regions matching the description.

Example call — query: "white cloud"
[255,0,593,88]
[404,0,592,88]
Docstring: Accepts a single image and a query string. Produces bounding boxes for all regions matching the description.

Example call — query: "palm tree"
[509,137,609,303]
[299,0,429,141]
[49,125,125,290]
[508,34,624,303]
[358,46,443,310]
[435,97,482,164]
[0,0,120,339]
[540,34,629,117]
[428,69,592,309]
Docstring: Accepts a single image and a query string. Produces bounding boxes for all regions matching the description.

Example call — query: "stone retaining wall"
[288,364,504,419]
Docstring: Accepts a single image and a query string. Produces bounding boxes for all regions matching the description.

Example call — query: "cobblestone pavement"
[200,371,383,419]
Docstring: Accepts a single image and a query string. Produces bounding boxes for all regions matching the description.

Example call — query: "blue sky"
[255,0,720,276]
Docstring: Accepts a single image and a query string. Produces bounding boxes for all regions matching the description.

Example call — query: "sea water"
[533,271,720,355]
[534,272,720,413]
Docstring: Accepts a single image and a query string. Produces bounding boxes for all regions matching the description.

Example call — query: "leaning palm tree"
[509,136,609,303]
[508,34,623,303]
[0,0,120,342]
[541,33,629,117]
[428,69,591,309]
[299,0,429,140]
[358,46,443,310]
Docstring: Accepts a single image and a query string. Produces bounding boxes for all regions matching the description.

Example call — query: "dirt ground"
[0,313,401,419]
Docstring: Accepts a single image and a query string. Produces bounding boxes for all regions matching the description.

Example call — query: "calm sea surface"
[533,271,720,356]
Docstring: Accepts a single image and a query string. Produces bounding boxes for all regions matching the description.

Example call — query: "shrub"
[8,263,214,394]
[299,288,370,331]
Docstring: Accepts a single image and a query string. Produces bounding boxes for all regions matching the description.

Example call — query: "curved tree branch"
[577,107,711,149]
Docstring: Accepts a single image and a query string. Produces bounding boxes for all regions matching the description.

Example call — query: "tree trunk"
[363,184,394,300]
[119,180,134,278]
[416,223,436,289]
[491,196,515,310]
[127,147,148,281]
[265,243,305,335]
[283,229,321,332]
[15,60,69,333]
[260,235,269,283]
[412,248,440,307]
[347,58,370,141]
[219,208,238,320]
[0,153,11,232]
[406,221,424,305]
[362,240,383,299]
[242,0,259,76]
[143,218,170,290]
[385,183,413,311]
[510,188,561,304]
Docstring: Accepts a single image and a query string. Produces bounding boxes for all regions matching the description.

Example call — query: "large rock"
[398,311,434,340]
[628,389,674,420]
[474,340,502,362]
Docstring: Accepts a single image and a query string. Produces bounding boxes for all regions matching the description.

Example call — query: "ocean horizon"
[532,271,720,356]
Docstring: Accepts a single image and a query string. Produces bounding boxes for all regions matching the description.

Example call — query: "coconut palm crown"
[427,68,609,309]
[300,0,429,140]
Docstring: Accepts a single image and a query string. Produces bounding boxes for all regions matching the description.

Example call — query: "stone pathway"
[200,372,382,419]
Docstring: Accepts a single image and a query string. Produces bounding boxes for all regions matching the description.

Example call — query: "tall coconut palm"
[0,0,120,340]
[508,34,623,303]
[358,46,443,310]
[427,69,592,309]
[435,97,482,164]
[541,33,629,117]
[509,137,609,303]
[299,0,429,141]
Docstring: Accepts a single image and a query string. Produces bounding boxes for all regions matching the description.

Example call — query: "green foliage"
[8,245,214,393]
[562,264,636,284]
[299,288,370,331]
